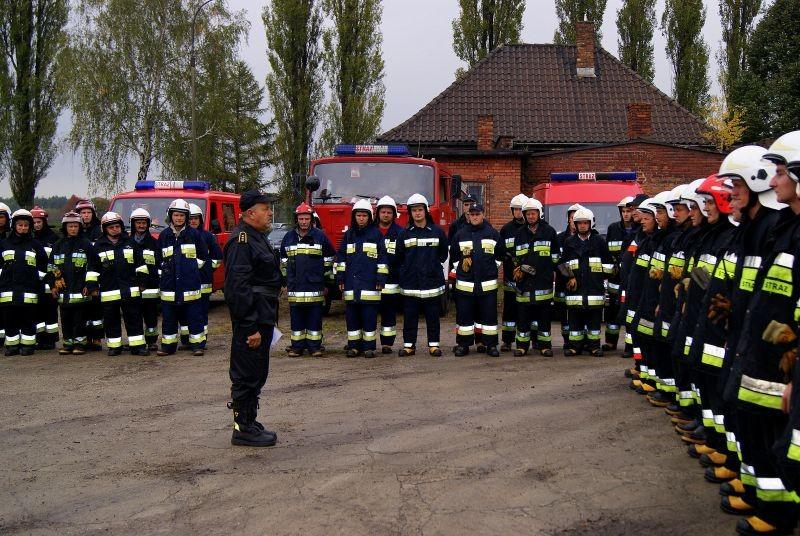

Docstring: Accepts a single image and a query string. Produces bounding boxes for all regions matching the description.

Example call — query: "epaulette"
[238,231,247,244]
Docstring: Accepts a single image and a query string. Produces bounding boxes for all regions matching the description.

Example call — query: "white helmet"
[509,193,528,210]
[572,207,594,227]
[617,196,634,208]
[787,152,800,196]
[406,193,429,211]
[567,203,583,213]
[669,184,693,208]
[11,208,33,223]
[167,198,191,224]
[636,199,657,216]
[521,197,543,214]
[352,199,373,215]
[686,178,709,217]
[376,195,398,215]
[188,203,203,218]
[0,202,10,217]
[100,211,124,229]
[130,207,152,227]
[718,145,776,194]
[764,131,800,165]
[650,191,675,219]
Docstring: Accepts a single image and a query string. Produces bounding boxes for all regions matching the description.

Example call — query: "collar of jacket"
[407,222,431,231]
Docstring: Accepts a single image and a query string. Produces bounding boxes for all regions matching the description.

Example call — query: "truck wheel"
[323,295,332,316]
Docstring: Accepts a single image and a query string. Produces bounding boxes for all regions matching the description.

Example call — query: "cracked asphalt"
[0,298,735,535]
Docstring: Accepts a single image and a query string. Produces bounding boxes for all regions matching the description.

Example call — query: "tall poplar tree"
[661,0,710,116]
[452,0,525,70]
[718,0,761,101]
[0,0,68,207]
[263,0,322,198]
[317,0,385,153]
[553,0,606,44]
[616,0,656,82]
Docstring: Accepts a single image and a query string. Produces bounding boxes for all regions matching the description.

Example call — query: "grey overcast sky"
[15,0,725,199]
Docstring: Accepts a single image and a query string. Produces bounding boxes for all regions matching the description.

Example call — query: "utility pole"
[190,0,213,182]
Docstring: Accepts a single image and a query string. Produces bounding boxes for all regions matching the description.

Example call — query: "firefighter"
[499,193,528,351]
[450,203,503,357]
[375,195,403,354]
[89,212,148,357]
[0,209,48,356]
[396,194,448,357]
[555,203,582,342]
[157,199,209,357]
[31,206,60,350]
[50,212,94,355]
[510,197,559,357]
[335,199,387,358]
[0,203,9,348]
[560,207,613,356]
[75,198,103,349]
[280,202,335,358]
[223,190,280,448]
[447,194,477,247]
[188,203,223,350]
[128,208,161,350]
[604,196,635,351]
[616,194,648,360]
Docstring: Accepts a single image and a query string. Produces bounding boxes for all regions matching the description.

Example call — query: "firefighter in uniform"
[447,194,477,247]
[75,198,104,349]
[188,203,223,349]
[604,196,635,351]
[280,202,335,358]
[510,198,559,357]
[499,194,528,351]
[157,199,209,357]
[617,193,648,360]
[0,203,10,346]
[396,194,448,357]
[375,196,403,354]
[224,190,280,448]
[89,212,148,356]
[128,208,161,350]
[0,209,48,356]
[560,207,613,357]
[556,203,582,342]
[31,206,60,349]
[450,203,503,357]
[335,199,387,358]
[50,212,94,355]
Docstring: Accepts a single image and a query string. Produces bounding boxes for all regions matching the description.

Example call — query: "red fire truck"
[305,144,462,312]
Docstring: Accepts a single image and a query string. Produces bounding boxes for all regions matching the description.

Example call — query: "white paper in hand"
[271,328,283,349]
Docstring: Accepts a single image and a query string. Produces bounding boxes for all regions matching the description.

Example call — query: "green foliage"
[263,0,323,202]
[0,0,68,208]
[553,0,606,44]
[0,195,67,211]
[732,0,800,141]
[661,0,710,116]
[616,0,656,82]
[316,0,385,155]
[452,0,525,70]
[718,0,762,102]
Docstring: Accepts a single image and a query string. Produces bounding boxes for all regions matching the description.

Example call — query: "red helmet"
[30,206,48,220]
[75,199,96,213]
[295,203,314,216]
[695,174,732,215]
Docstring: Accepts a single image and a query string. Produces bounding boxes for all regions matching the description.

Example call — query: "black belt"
[251,286,280,298]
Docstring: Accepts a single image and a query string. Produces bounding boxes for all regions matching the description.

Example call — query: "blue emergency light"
[135,180,210,191]
[550,172,637,182]
[334,144,410,156]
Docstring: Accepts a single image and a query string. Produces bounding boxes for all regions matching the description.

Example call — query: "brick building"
[378,22,725,226]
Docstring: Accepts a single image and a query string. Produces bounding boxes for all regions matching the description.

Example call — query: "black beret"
[240,190,275,211]
[468,203,484,213]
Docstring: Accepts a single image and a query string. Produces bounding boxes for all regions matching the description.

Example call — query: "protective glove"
[461,256,472,272]
[566,278,578,291]
[763,320,798,346]
[690,266,712,290]
[521,264,536,276]
[682,277,691,292]
[708,293,732,325]
[667,265,684,281]
[649,267,664,280]
[780,348,798,377]
[512,265,524,283]
[557,263,574,279]
[673,282,682,299]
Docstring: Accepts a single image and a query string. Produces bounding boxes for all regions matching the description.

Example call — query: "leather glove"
[708,293,732,325]
[649,267,664,280]
[682,277,691,292]
[521,264,536,276]
[566,278,578,291]
[557,263,574,278]
[512,265,524,283]
[461,256,472,272]
[53,277,67,293]
[780,348,798,377]
[690,266,711,290]
[667,265,684,281]
[763,320,798,346]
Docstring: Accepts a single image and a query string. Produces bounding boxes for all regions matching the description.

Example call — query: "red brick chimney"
[575,21,596,78]
[477,115,494,151]
[626,103,653,139]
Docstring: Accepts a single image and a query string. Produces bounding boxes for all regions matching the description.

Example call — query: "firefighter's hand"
[783,383,793,414]
[566,278,578,291]
[708,293,732,324]
[762,320,798,346]
[512,265,524,282]
[461,256,472,272]
[649,267,663,280]
[82,287,88,296]
[246,331,261,349]
[673,282,682,299]
[667,265,683,281]
[91,290,99,297]
[691,266,711,290]
[682,277,690,292]
[51,288,59,299]
[339,283,344,293]
[376,283,384,291]
[323,286,329,296]
[780,348,798,378]
[655,305,660,317]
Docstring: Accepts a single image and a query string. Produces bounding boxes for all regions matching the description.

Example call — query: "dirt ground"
[0,297,740,535]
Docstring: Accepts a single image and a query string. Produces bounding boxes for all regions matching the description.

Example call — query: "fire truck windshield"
[312,162,434,203]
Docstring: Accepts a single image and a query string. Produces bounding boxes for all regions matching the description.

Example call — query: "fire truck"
[108,180,241,291]
[305,144,462,312]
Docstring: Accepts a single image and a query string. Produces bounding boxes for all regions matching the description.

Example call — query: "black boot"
[20,346,34,356]
[229,400,276,447]
[453,346,469,357]
[487,346,500,357]
[5,346,20,356]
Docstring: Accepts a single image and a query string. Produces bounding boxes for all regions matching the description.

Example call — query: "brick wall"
[575,21,596,77]
[437,155,523,227]
[626,103,652,139]
[524,142,725,195]
[477,115,494,151]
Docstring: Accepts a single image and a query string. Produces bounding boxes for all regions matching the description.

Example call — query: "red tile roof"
[379,44,710,148]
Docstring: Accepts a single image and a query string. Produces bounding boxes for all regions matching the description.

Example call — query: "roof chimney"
[575,21,596,78]
[477,115,494,151]
[626,103,653,139]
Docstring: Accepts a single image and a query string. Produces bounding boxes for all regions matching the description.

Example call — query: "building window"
[221,203,236,231]
[464,182,485,204]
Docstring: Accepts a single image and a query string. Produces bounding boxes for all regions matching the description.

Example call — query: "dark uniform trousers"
[4,305,37,349]
[36,293,60,346]
[141,297,159,346]
[501,288,518,346]
[565,307,602,352]
[403,296,440,349]
[604,296,621,346]
[103,300,145,349]
[230,323,274,402]
[60,304,87,349]
[455,292,498,347]
[86,296,104,341]
[162,301,204,353]
[516,299,552,351]
[289,303,324,351]
[346,303,378,352]
[379,293,399,347]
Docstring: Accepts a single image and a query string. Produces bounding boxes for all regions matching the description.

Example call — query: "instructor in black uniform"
[224,190,281,448]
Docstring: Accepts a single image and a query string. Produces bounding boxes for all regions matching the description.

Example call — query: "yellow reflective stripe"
[737,375,787,410]
[701,343,725,368]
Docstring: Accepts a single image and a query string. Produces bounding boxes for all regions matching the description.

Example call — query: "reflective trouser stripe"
[756,477,797,503]
[189,332,205,344]
[46,323,59,334]
[161,333,178,344]
[107,337,123,348]
[36,322,45,333]
[516,331,531,343]
[380,326,396,336]
[291,331,305,341]
[502,322,516,332]
[21,334,36,346]
[128,335,146,347]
